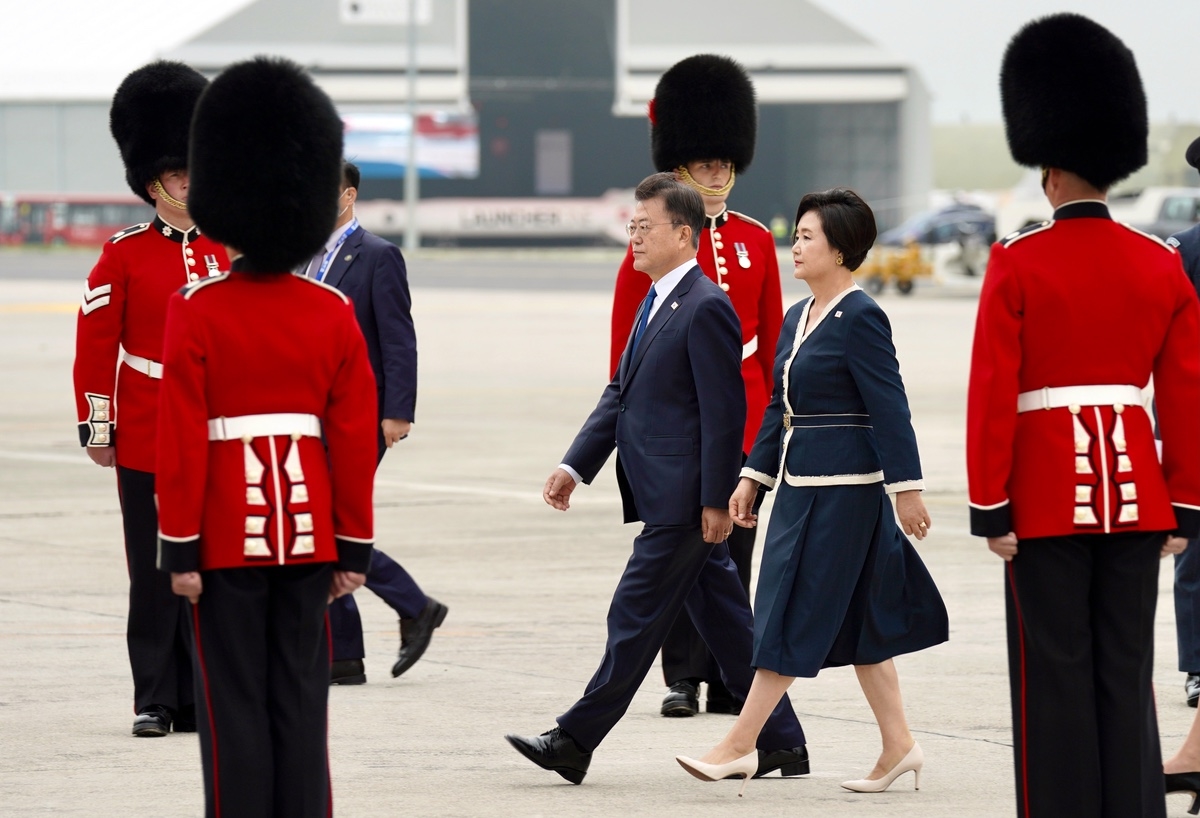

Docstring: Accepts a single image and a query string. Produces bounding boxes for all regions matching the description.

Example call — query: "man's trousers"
[1004,532,1165,818]
[557,523,807,752]
[189,564,333,818]
[116,466,193,714]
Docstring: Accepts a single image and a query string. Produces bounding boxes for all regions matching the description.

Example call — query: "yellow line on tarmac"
[0,303,77,313]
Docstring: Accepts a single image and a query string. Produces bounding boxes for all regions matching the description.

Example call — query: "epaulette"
[108,222,150,244]
[297,274,350,304]
[181,274,229,299]
[1000,220,1053,248]
[1119,222,1175,253]
[727,211,770,232]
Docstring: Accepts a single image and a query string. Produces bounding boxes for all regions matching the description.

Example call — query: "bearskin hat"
[110,61,208,205]
[649,54,756,173]
[1187,137,1200,171]
[187,57,343,273]
[1000,13,1147,191]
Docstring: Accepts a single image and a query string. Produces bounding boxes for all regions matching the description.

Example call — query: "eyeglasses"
[626,221,680,238]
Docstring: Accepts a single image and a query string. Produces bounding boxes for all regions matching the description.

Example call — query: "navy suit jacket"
[322,226,417,424]
[564,265,745,526]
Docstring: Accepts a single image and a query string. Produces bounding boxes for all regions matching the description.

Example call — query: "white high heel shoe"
[841,742,923,793]
[676,751,759,797]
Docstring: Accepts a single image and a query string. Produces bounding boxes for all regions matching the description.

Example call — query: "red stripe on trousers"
[1007,561,1031,818]
[325,608,333,818]
[193,602,222,818]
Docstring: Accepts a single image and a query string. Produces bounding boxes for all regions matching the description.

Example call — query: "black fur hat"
[649,54,756,173]
[110,61,208,205]
[1000,13,1147,190]
[1187,137,1200,171]
[187,57,344,273]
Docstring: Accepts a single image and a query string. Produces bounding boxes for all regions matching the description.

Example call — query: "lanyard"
[315,218,359,282]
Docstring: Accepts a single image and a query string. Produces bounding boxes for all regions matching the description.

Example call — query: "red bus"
[0,192,154,246]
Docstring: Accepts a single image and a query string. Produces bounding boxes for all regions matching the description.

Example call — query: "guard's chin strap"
[152,178,188,211]
[677,165,736,198]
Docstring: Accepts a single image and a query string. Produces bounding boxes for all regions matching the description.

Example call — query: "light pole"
[403,0,420,252]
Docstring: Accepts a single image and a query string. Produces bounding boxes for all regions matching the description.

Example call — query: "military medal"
[205,254,221,275]
[735,242,751,269]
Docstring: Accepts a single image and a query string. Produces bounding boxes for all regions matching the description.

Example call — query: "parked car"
[877,204,996,248]
[1109,187,1200,239]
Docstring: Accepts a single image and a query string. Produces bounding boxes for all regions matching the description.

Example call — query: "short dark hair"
[794,188,877,272]
[341,160,361,191]
[634,172,704,249]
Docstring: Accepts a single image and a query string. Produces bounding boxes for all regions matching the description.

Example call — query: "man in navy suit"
[505,173,808,784]
[304,161,448,684]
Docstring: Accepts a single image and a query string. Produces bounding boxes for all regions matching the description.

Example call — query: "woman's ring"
[918,521,927,528]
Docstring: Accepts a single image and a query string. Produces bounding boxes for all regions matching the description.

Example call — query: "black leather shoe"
[330,658,367,685]
[1186,673,1200,708]
[706,699,743,715]
[753,746,810,779]
[1165,771,1200,815]
[661,680,699,717]
[173,704,197,733]
[505,726,592,784]
[132,706,172,737]
[392,598,448,678]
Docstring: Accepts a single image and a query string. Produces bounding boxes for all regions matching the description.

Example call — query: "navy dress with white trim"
[745,286,948,677]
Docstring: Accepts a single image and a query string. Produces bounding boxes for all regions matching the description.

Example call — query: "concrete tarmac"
[0,252,1195,817]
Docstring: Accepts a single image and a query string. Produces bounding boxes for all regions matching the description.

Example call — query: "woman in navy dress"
[676,188,948,796]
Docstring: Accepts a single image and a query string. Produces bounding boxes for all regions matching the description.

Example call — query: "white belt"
[741,335,758,361]
[122,351,163,379]
[207,413,322,441]
[1016,384,1142,413]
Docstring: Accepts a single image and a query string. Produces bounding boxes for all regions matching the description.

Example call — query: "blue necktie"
[631,288,655,355]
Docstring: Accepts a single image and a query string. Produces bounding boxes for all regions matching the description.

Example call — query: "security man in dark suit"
[505,173,808,784]
[300,161,448,684]
[1167,136,1200,707]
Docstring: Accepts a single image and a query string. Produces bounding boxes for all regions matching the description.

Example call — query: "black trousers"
[1005,532,1165,818]
[557,523,806,752]
[661,520,754,697]
[116,466,193,714]
[327,434,428,660]
[189,564,332,818]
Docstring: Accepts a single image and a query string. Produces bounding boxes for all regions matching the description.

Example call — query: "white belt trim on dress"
[207,413,322,441]
[1016,385,1142,413]
[741,335,758,361]
[122,351,163,379]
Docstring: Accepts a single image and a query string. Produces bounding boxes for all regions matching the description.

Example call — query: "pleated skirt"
[751,482,949,677]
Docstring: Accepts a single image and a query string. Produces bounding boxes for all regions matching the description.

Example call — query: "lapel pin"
[835,311,843,318]
[344,254,352,261]
[671,301,679,310]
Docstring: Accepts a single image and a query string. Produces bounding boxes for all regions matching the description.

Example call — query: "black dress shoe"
[1186,673,1200,708]
[1165,770,1200,815]
[132,706,172,737]
[392,598,448,678]
[173,704,197,733]
[753,746,810,779]
[330,658,367,685]
[505,726,592,785]
[705,695,744,715]
[661,680,699,717]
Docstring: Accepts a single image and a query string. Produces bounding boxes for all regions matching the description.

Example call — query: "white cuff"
[559,463,583,485]
[740,467,777,490]
[885,479,925,494]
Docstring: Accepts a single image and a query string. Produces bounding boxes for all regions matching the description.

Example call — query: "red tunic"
[154,270,378,573]
[73,217,228,471]
[967,201,1200,539]
[610,209,783,454]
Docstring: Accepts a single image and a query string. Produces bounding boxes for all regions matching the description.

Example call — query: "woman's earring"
[836,254,844,266]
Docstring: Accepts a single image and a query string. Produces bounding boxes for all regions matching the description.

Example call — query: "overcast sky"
[2,0,1197,124]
